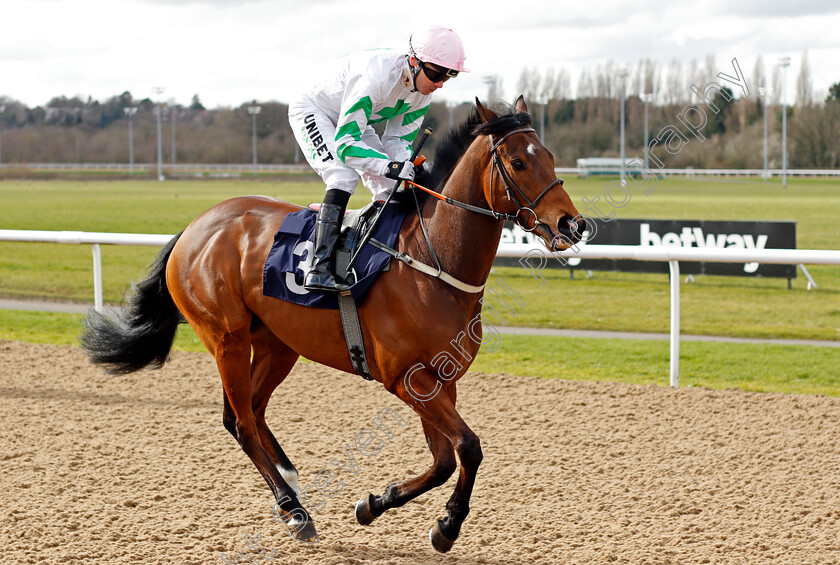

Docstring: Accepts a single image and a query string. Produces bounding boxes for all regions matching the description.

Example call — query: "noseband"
[487,127,564,232]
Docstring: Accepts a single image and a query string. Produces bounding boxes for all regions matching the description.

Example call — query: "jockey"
[288,26,468,293]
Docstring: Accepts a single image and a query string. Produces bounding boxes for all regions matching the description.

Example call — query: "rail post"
[669,260,680,388]
[92,244,103,312]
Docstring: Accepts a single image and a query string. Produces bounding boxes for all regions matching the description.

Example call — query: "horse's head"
[475,96,585,251]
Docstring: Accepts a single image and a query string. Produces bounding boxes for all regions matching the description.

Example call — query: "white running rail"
[3,229,840,387]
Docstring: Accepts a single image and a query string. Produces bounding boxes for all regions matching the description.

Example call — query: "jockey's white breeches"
[289,98,394,201]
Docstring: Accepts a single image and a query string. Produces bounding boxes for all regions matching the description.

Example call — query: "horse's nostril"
[557,215,575,234]
[557,215,586,244]
[575,217,587,237]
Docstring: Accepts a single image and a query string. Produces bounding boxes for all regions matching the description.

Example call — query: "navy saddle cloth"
[263,204,409,309]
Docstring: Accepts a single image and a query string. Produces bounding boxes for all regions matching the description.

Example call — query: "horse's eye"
[511,159,525,170]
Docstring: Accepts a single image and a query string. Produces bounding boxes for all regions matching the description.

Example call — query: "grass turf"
[1,309,836,397]
[1,176,839,396]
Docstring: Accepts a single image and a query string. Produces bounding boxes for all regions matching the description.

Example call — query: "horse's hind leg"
[249,323,302,494]
[354,391,457,525]
[216,326,317,542]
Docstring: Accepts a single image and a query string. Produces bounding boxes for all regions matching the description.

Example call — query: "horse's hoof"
[289,518,319,543]
[429,521,456,553]
[354,494,377,526]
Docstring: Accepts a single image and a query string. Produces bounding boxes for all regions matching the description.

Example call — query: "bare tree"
[484,75,505,104]
[517,66,570,103]
[771,64,783,106]
[796,50,813,108]
[771,65,782,106]
[687,58,700,93]
[703,54,717,88]
[594,62,610,99]
[665,59,683,105]
[790,102,840,167]
[538,67,557,101]
[555,68,571,100]
[630,61,643,97]
[744,56,767,125]
[642,58,658,99]
[577,69,594,99]
[516,67,540,102]
[752,56,766,91]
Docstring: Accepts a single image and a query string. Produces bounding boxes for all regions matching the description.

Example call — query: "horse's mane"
[392,103,531,209]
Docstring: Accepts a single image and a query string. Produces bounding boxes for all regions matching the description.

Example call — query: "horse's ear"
[514,95,528,114]
[475,97,498,124]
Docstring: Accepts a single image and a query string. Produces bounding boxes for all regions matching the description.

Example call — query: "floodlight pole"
[618,70,628,184]
[248,105,262,176]
[779,57,790,189]
[123,107,138,175]
[0,105,6,165]
[152,87,165,182]
[641,93,653,170]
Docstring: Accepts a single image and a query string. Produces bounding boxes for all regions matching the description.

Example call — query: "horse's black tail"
[80,232,186,375]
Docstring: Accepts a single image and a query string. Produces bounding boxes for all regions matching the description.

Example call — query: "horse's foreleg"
[355,416,456,525]
[395,373,482,553]
[216,328,317,543]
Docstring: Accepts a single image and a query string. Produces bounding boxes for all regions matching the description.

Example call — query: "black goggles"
[420,61,459,83]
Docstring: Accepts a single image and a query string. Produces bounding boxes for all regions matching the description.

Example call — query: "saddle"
[264,199,485,382]
[308,200,385,286]
[263,201,409,381]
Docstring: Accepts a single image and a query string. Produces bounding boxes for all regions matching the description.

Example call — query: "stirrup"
[303,271,350,293]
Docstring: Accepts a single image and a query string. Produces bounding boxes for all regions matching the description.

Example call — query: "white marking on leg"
[288,513,306,526]
[278,465,301,495]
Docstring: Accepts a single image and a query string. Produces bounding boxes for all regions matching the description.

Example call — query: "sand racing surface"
[1,340,839,564]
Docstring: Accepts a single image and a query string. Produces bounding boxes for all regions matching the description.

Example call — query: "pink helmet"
[409,26,469,73]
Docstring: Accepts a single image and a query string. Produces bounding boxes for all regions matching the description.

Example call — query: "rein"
[405,180,516,221]
[406,126,564,233]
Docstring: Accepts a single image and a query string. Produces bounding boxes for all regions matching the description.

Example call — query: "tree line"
[1,52,838,169]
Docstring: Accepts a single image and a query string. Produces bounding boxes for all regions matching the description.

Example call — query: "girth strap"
[334,244,374,381]
[368,238,486,294]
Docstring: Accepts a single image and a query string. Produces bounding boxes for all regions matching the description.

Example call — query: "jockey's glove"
[384,160,415,182]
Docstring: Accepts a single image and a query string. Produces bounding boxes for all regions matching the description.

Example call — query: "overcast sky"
[2,0,839,108]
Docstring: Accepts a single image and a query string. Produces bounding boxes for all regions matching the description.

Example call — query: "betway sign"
[497,219,797,278]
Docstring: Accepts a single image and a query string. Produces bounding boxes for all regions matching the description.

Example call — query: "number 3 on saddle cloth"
[262,203,410,308]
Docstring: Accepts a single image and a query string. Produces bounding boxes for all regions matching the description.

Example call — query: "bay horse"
[81,96,585,553]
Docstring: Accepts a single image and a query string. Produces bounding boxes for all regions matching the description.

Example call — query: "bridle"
[406,125,565,233]
[486,127,564,232]
[398,124,570,291]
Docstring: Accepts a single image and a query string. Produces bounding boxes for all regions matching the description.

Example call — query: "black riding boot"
[304,202,350,293]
